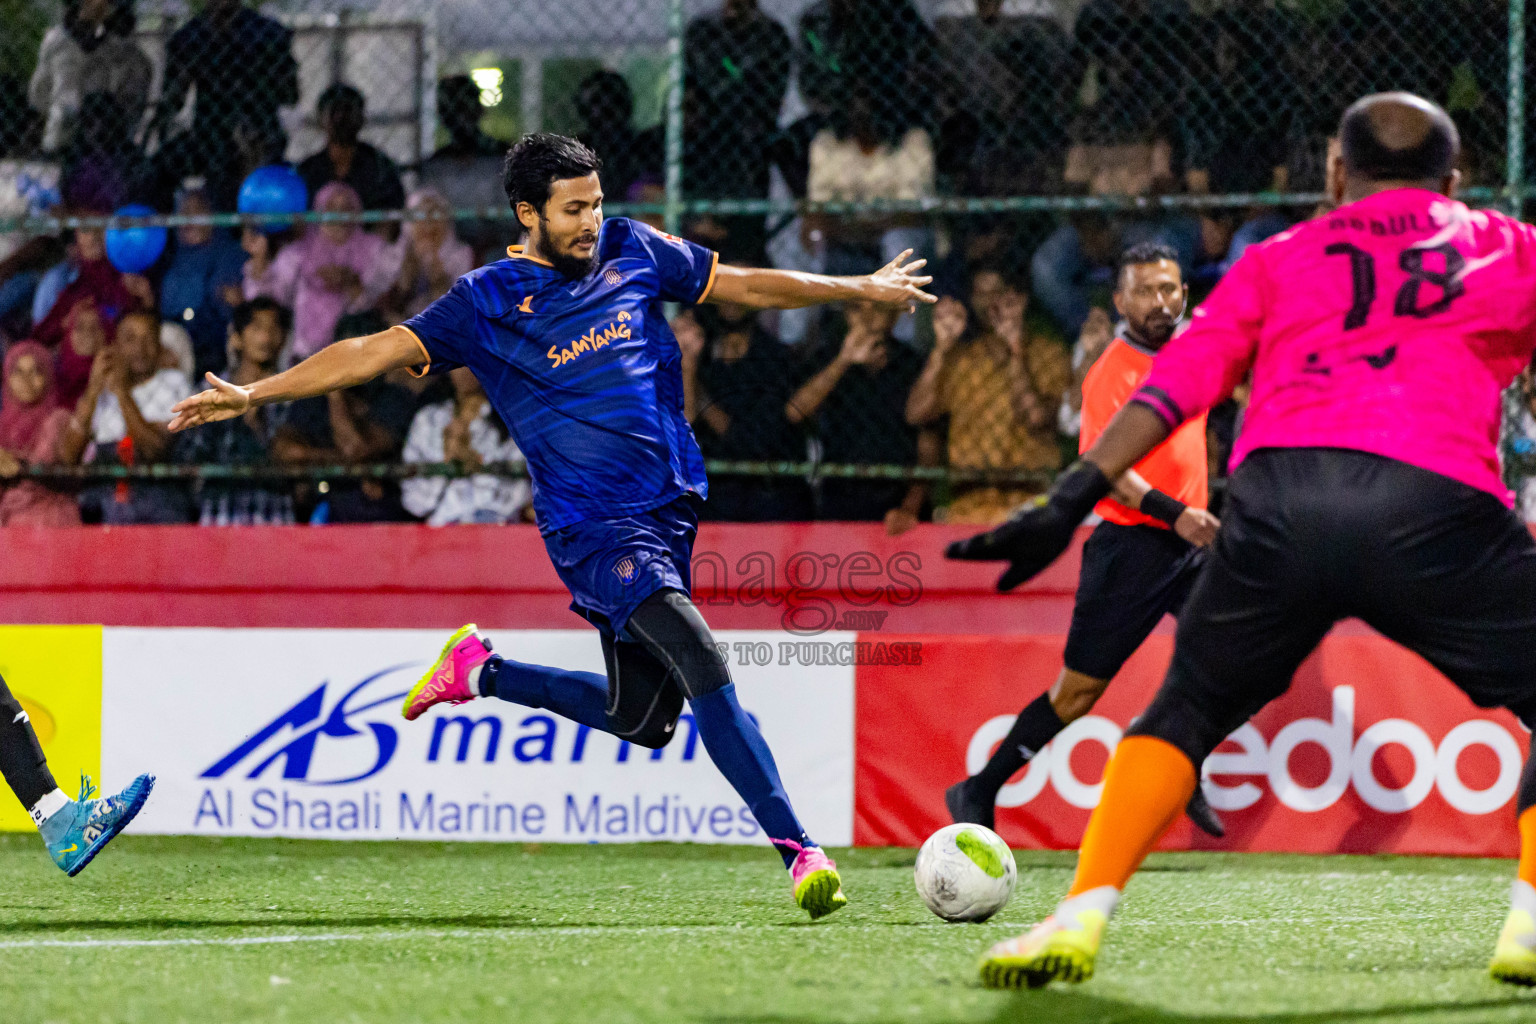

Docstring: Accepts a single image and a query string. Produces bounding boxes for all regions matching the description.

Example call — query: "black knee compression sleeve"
[625,589,733,699]
[601,633,685,750]
[0,674,57,808]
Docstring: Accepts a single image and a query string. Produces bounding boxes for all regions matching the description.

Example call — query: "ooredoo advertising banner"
[99,628,856,846]
[855,634,1530,857]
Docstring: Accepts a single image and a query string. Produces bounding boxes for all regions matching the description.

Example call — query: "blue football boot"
[45,774,155,877]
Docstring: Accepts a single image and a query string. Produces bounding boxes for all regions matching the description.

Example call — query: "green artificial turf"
[0,834,1533,1023]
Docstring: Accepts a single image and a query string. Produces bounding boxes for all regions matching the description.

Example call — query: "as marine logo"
[548,310,632,368]
[613,557,637,583]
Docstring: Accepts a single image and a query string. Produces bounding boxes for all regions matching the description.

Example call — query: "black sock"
[0,675,56,809]
[969,693,1064,802]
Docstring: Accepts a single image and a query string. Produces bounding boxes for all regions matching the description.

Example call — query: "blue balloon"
[238,164,309,232]
[105,204,168,275]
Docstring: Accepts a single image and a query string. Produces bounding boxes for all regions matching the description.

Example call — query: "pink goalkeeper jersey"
[1136,188,1536,504]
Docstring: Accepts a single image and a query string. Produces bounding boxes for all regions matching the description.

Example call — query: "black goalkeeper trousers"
[0,672,57,808]
[1133,448,1536,774]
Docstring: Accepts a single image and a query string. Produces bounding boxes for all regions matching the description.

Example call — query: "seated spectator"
[160,180,248,380]
[418,76,507,264]
[796,0,936,138]
[58,308,192,524]
[683,0,789,202]
[156,318,196,387]
[907,268,1070,525]
[0,341,80,526]
[29,0,151,155]
[1504,367,1536,523]
[385,188,473,322]
[0,236,67,339]
[242,182,398,359]
[171,297,295,525]
[933,0,1077,193]
[271,313,414,523]
[1029,201,1199,337]
[151,0,297,209]
[786,300,926,525]
[806,88,935,278]
[401,367,529,526]
[673,304,812,522]
[574,70,658,204]
[59,91,154,213]
[32,217,146,347]
[296,84,405,216]
[54,298,109,407]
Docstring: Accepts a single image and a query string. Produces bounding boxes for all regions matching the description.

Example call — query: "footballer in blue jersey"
[169,132,935,920]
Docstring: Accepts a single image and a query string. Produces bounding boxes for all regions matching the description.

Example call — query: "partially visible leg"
[952,526,1222,836]
[0,675,62,815]
[403,624,682,746]
[1491,737,1536,984]
[625,590,808,860]
[625,588,847,919]
[980,464,1337,988]
[0,673,153,875]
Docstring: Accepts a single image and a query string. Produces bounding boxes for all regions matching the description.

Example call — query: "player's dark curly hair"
[1116,242,1181,287]
[502,133,603,214]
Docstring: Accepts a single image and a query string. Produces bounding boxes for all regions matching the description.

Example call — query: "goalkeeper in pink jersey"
[948,92,1536,989]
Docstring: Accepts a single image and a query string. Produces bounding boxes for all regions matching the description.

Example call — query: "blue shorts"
[543,494,700,639]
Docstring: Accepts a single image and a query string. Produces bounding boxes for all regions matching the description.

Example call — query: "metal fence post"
[663,0,685,235]
[1511,0,1526,215]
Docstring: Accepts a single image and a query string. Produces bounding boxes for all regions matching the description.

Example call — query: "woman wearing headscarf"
[53,298,110,408]
[31,219,142,349]
[0,341,81,526]
[385,187,474,322]
[241,181,399,358]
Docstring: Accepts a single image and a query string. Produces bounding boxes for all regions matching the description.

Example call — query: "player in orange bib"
[946,243,1224,837]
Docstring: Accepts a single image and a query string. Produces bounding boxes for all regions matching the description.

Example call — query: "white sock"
[1052,885,1121,929]
[468,664,487,698]
[29,788,70,829]
[1512,878,1536,917]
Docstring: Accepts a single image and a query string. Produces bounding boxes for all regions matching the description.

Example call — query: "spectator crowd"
[0,0,1523,527]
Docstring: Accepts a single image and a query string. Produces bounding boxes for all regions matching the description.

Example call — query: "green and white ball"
[914,823,1017,922]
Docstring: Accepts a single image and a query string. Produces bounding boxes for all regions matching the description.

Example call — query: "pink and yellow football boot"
[789,845,847,920]
[401,624,494,721]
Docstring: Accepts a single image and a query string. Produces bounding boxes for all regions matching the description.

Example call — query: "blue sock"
[689,683,813,868]
[479,654,609,730]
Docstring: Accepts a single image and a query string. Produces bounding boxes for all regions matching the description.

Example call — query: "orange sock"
[1519,807,1536,888]
[1067,735,1197,897]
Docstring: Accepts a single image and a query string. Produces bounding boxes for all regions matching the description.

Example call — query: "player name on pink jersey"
[1136,188,1536,504]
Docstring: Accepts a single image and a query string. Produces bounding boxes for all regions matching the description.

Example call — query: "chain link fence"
[0,1,1526,527]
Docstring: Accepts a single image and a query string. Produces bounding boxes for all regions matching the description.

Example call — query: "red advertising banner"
[855,633,1528,857]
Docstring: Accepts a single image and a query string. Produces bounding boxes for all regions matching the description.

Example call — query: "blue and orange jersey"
[401,218,719,532]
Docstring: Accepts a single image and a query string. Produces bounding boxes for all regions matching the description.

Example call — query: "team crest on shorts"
[613,556,638,583]
[604,268,624,286]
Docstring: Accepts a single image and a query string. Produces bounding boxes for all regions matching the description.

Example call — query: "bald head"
[1339,92,1459,185]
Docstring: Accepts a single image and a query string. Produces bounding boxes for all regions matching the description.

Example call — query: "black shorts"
[1062,521,1205,680]
[1137,448,1536,759]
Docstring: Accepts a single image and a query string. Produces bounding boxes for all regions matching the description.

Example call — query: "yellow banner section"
[0,626,102,831]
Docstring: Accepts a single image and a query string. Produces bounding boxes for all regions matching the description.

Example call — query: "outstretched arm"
[168,326,425,432]
[706,250,937,311]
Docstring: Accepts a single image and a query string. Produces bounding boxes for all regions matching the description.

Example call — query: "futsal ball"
[914,823,1017,922]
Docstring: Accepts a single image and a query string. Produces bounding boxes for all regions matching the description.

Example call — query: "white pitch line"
[0,912,1471,951]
